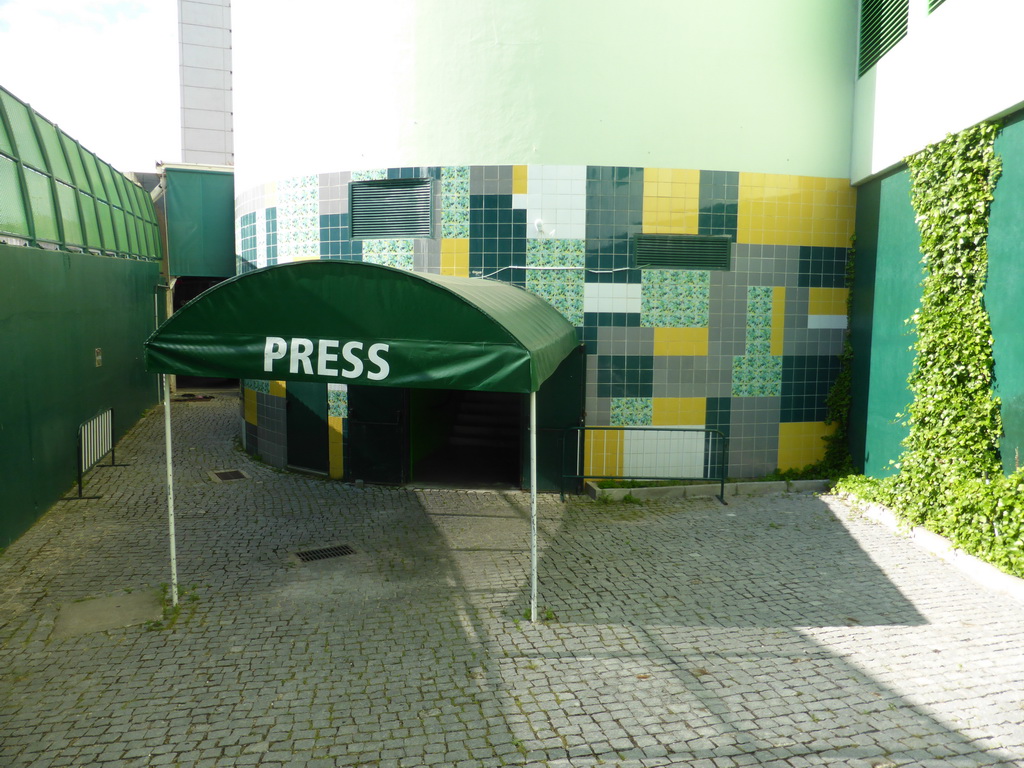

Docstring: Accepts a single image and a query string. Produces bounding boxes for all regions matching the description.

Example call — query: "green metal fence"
[0,86,160,260]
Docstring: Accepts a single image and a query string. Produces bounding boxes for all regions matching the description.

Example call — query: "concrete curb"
[835,493,1024,606]
[585,478,831,502]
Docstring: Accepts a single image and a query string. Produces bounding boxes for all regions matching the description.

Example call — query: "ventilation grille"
[858,0,909,77]
[295,544,356,562]
[350,178,433,239]
[634,234,731,271]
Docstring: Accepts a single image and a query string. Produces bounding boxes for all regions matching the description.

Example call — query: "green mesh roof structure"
[0,86,160,259]
[145,260,580,393]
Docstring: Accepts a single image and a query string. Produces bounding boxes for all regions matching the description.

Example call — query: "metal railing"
[561,426,729,504]
[66,408,126,499]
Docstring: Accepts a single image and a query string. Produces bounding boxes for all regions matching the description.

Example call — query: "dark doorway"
[410,389,523,488]
[286,381,329,475]
[346,385,409,484]
[172,276,236,389]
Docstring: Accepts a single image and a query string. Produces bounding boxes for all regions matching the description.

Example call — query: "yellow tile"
[653,327,709,356]
[328,415,344,480]
[642,168,701,235]
[269,380,286,398]
[585,429,623,477]
[777,421,837,470]
[652,397,706,426]
[771,287,786,356]
[243,388,257,425]
[808,287,848,316]
[512,165,528,194]
[440,238,470,277]
[738,173,856,248]
[742,172,765,188]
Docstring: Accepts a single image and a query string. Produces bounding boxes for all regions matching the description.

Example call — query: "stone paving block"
[2,395,1024,767]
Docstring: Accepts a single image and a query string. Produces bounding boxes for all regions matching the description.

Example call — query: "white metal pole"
[530,391,538,622]
[163,374,179,607]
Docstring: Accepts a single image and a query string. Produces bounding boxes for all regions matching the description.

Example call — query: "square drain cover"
[210,469,247,482]
[295,544,356,562]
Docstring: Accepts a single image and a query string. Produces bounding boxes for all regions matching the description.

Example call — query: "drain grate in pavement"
[295,544,356,562]
[210,469,247,482]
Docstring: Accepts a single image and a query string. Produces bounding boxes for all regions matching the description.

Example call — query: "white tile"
[623,429,705,478]
[584,283,642,314]
[807,314,848,330]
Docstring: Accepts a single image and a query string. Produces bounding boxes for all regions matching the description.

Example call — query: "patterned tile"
[732,354,783,397]
[360,238,415,271]
[277,175,319,261]
[441,166,470,239]
[327,383,348,418]
[610,397,653,426]
[351,169,388,181]
[641,269,709,327]
[525,238,585,325]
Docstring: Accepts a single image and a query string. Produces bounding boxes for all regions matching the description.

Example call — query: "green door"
[346,385,408,484]
[524,344,586,492]
[286,381,329,474]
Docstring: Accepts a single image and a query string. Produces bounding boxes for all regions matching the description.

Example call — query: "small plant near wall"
[819,239,857,478]
[779,239,858,482]
[838,121,1024,578]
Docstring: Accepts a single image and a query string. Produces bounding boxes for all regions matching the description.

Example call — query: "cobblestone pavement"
[2,393,1024,767]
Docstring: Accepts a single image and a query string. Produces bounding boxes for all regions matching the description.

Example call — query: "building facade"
[231,1,861,484]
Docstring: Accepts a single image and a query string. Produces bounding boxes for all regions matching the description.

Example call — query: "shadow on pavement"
[1,396,1022,767]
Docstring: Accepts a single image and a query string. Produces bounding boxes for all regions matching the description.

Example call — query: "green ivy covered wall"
[848,114,1024,577]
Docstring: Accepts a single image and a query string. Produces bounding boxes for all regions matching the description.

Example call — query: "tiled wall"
[236,165,855,479]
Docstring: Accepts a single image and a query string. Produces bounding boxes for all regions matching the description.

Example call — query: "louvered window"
[350,178,434,239]
[633,234,731,271]
[858,0,909,77]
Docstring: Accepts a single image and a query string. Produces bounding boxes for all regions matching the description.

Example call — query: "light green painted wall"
[233,1,857,188]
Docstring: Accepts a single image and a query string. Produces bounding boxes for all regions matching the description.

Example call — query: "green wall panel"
[987,114,1024,474]
[0,91,45,171]
[0,244,160,547]
[0,155,29,236]
[851,169,922,477]
[165,168,235,277]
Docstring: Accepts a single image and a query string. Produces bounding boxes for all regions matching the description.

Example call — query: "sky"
[0,0,180,173]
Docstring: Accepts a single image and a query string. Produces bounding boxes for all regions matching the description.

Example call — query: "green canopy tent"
[145,260,580,620]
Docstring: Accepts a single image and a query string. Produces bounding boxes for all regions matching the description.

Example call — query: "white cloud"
[0,0,180,172]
